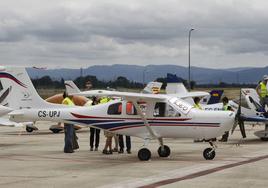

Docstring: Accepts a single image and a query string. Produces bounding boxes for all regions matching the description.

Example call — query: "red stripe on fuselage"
[109,123,220,131]
[70,112,191,121]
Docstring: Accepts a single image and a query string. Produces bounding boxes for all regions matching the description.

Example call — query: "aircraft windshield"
[169,97,192,115]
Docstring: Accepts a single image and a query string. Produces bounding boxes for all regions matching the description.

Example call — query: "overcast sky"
[1,0,268,69]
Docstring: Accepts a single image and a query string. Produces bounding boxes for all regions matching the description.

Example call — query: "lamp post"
[188,28,194,91]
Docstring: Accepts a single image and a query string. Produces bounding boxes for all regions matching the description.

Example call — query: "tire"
[51,129,61,134]
[138,148,151,161]
[26,127,34,133]
[260,137,268,141]
[203,148,216,160]
[157,145,171,157]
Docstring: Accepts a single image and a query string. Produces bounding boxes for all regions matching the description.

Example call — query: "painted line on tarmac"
[99,151,268,188]
[139,154,268,188]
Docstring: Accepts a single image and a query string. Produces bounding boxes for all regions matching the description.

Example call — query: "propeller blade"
[238,120,246,138]
[231,116,238,134]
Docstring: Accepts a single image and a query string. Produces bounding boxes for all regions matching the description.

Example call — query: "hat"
[263,75,268,81]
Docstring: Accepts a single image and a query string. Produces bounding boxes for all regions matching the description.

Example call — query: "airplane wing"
[0,118,24,127]
[65,80,81,94]
[169,91,210,99]
[70,90,168,102]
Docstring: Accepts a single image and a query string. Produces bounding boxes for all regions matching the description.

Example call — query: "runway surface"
[0,122,268,188]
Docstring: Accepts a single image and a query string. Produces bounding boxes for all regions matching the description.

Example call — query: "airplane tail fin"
[142,82,162,94]
[0,67,52,109]
[241,88,264,112]
[64,80,81,95]
[207,90,224,104]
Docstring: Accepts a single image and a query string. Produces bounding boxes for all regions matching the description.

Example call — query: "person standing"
[62,91,79,153]
[118,135,131,154]
[89,96,101,151]
[256,75,268,110]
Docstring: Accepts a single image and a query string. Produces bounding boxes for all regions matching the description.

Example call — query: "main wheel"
[260,137,268,141]
[51,129,61,134]
[157,145,171,157]
[203,148,216,160]
[138,148,151,161]
[26,127,34,133]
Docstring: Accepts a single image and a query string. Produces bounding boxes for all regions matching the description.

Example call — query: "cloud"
[0,0,268,68]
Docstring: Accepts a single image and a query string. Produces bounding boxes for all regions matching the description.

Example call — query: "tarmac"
[1,122,268,188]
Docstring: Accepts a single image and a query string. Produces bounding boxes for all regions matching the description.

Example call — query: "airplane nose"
[222,112,236,132]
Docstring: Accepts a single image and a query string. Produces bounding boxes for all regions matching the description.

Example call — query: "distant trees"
[31,75,257,90]
[31,75,144,89]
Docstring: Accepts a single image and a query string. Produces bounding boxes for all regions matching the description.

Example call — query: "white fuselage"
[10,98,235,140]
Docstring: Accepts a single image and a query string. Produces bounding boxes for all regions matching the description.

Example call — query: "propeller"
[231,89,246,138]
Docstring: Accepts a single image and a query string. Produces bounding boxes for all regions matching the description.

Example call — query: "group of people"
[62,81,132,155]
[193,74,268,142]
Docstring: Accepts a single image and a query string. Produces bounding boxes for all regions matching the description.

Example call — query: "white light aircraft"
[0,67,247,160]
[203,88,268,140]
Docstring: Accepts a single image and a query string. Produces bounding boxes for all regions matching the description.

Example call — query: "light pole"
[188,28,194,91]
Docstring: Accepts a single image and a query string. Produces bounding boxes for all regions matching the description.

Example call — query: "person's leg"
[126,136,131,154]
[73,127,79,150]
[95,129,100,151]
[103,137,109,154]
[107,136,113,154]
[264,97,268,111]
[113,134,119,152]
[64,124,74,153]
[90,128,95,151]
[118,134,124,153]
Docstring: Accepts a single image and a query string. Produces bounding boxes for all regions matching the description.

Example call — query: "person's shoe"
[118,149,124,153]
[90,147,93,151]
[64,150,74,153]
[112,148,118,152]
[94,147,98,151]
[102,149,109,154]
[126,150,131,154]
[219,139,227,142]
[108,150,113,154]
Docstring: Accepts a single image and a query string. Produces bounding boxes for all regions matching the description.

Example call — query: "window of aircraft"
[169,98,192,115]
[138,102,147,114]
[107,102,122,115]
[126,102,137,115]
[154,102,181,117]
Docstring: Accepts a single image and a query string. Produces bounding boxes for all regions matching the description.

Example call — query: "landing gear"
[203,148,216,160]
[138,148,151,161]
[26,126,34,133]
[157,145,170,157]
[203,140,217,160]
[260,137,268,141]
[25,124,38,133]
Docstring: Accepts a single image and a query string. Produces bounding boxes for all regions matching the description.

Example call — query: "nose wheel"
[203,148,216,160]
[157,145,171,157]
[203,141,217,160]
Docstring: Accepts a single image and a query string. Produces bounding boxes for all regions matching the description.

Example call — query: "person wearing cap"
[256,75,268,110]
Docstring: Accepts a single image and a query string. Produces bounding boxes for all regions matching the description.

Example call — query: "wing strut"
[132,101,158,139]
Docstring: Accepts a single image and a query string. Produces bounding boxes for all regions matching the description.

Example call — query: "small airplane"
[0,66,241,161]
[203,88,268,140]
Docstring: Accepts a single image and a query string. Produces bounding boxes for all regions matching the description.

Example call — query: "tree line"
[32,75,257,90]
